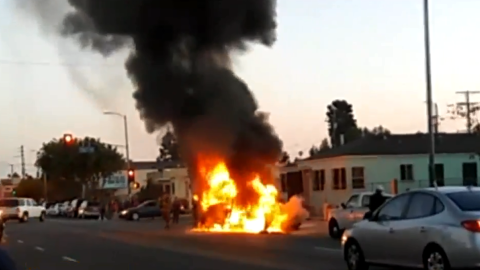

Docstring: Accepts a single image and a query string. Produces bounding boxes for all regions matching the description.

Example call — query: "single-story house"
[276,133,480,214]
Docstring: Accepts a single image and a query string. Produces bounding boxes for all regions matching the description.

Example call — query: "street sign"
[101,173,128,189]
[79,146,94,153]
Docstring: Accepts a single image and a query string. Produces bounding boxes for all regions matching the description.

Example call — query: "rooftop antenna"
[433,180,438,190]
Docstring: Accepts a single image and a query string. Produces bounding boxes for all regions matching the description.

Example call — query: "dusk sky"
[1,0,480,177]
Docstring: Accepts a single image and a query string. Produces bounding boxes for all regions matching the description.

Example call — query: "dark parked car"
[119,200,161,221]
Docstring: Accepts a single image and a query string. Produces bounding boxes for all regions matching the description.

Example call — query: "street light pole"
[104,111,132,195]
[423,0,436,186]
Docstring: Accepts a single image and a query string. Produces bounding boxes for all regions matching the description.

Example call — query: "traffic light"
[132,182,140,189]
[127,169,135,183]
[63,133,74,145]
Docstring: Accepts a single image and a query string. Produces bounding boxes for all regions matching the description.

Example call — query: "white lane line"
[17,240,23,244]
[314,246,342,253]
[35,246,45,251]
[62,256,78,263]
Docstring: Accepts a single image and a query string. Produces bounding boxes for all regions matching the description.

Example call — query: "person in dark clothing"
[99,201,106,221]
[172,197,181,224]
[369,186,387,213]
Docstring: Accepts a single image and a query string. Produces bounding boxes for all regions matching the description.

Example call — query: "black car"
[119,200,161,221]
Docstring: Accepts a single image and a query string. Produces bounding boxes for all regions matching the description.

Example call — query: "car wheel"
[328,219,342,238]
[344,240,369,270]
[131,213,140,221]
[20,212,28,223]
[39,212,46,222]
[423,245,450,270]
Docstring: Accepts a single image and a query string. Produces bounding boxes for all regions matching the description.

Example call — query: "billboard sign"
[101,173,128,189]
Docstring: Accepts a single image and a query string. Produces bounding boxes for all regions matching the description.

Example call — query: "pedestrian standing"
[172,197,180,224]
[161,194,172,229]
[99,200,106,221]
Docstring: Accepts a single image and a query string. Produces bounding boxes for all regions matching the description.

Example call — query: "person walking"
[161,194,172,229]
[369,185,388,213]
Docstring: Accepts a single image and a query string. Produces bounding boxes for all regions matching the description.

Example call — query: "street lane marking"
[62,256,78,263]
[17,240,23,244]
[314,246,342,253]
[35,246,44,251]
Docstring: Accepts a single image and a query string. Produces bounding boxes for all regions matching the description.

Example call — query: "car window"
[0,199,19,207]
[376,194,410,221]
[405,193,436,219]
[30,200,38,206]
[446,191,480,211]
[345,195,360,207]
[361,195,370,207]
[143,202,157,207]
[434,198,445,213]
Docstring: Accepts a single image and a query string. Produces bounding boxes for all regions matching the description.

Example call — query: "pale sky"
[1,0,479,177]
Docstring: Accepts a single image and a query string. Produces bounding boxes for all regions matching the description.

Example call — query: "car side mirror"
[340,203,346,209]
[363,211,373,220]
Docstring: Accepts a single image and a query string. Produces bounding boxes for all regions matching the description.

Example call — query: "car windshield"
[0,199,19,207]
[446,191,480,211]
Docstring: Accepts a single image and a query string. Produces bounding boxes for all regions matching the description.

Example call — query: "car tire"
[131,213,140,221]
[328,219,342,238]
[39,212,46,222]
[20,212,28,223]
[344,240,369,270]
[423,245,450,270]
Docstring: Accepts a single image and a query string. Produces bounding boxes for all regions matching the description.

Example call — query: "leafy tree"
[158,130,181,162]
[326,100,361,147]
[7,172,20,178]
[35,136,125,190]
[319,138,330,151]
[362,125,391,137]
[15,178,44,201]
[136,178,163,202]
[308,146,319,157]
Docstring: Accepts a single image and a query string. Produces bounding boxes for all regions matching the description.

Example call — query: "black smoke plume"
[62,0,282,205]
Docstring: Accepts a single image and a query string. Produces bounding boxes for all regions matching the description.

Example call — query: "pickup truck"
[327,191,393,238]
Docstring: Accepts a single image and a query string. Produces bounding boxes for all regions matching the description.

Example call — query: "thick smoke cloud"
[62,0,282,205]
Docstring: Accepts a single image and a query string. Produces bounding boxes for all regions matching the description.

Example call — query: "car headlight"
[121,210,127,215]
[341,229,351,246]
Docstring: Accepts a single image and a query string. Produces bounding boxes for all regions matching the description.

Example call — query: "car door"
[29,199,40,217]
[338,194,360,229]
[359,193,411,264]
[394,192,440,266]
[139,202,158,217]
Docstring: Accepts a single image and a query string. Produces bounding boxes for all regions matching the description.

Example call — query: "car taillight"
[461,220,480,232]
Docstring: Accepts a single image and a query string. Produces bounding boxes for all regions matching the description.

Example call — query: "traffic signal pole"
[123,115,131,196]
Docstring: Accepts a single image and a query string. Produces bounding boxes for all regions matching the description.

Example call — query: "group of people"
[159,194,184,229]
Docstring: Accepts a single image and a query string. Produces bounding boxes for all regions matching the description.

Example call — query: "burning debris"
[52,0,304,233]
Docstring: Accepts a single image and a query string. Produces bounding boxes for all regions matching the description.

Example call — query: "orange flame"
[193,162,288,233]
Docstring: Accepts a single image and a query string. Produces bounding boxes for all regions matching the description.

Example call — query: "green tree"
[362,125,391,137]
[15,178,44,201]
[136,178,163,202]
[278,151,290,164]
[308,146,319,157]
[158,130,181,162]
[326,100,361,147]
[35,136,125,190]
[319,138,330,151]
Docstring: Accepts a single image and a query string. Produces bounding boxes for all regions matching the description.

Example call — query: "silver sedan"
[342,186,480,270]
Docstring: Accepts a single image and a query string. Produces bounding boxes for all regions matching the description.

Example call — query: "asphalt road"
[0,217,391,270]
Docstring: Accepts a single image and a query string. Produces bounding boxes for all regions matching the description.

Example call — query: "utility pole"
[423,0,435,186]
[20,145,26,179]
[455,91,480,133]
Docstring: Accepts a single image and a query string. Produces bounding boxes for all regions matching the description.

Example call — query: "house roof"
[307,133,480,160]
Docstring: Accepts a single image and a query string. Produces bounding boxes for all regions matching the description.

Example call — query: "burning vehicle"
[192,162,309,233]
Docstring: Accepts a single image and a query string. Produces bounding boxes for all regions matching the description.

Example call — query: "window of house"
[351,167,365,189]
[280,174,287,192]
[400,164,414,180]
[312,170,325,191]
[333,168,347,190]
